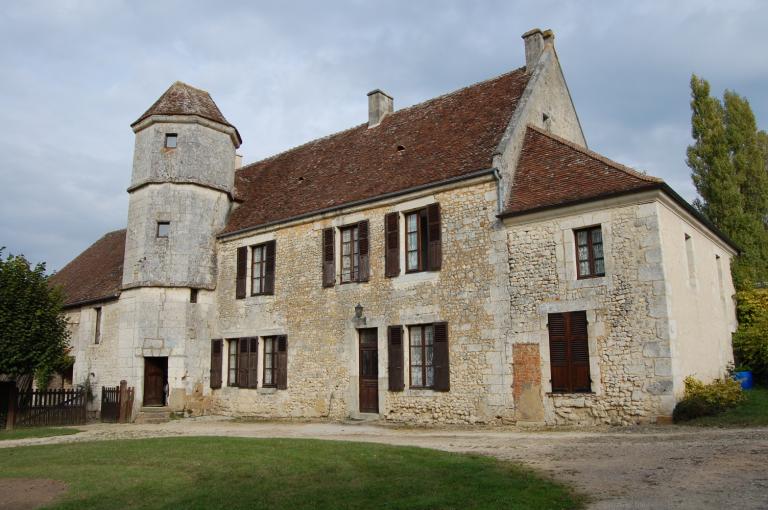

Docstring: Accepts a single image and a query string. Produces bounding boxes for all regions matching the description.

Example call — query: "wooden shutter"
[433,322,450,391]
[427,203,442,271]
[322,228,335,287]
[569,311,591,392]
[263,241,276,295]
[358,220,369,282]
[237,338,249,387]
[548,313,570,392]
[210,339,223,389]
[387,326,404,391]
[247,337,259,389]
[384,212,400,277]
[235,246,247,299]
[276,336,288,390]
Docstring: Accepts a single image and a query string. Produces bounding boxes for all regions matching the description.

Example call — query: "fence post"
[6,386,18,431]
[118,380,128,423]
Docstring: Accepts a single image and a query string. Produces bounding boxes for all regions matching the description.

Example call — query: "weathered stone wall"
[212,178,514,424]
[506,200,676,425]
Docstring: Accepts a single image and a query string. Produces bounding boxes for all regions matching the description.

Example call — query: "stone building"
[50,29,737,425]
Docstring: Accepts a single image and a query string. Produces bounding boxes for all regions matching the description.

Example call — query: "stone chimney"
[367,89,393,128]
[522,28,554,70]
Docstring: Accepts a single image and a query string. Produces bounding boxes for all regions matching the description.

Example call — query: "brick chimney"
[367,89,393,128]
[522,28,554,70]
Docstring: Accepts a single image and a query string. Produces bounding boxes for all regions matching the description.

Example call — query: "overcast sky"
[1,0,767,272]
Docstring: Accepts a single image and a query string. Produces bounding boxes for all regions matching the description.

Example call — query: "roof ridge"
[526,124,662,183]
[237,67,528,174]
[172,80,212,96]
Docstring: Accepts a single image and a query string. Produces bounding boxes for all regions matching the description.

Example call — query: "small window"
[575,226,605,278]
[251,245,266,295]
[190,288,198,303]
[404,204,441,273]
[94,307,102,344]
[165,133,177,148]
[157,221,170,238]
[340,224,360,283]
[263,337,277,387]
[409,324,435,388]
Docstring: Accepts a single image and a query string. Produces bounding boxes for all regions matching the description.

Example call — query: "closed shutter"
[570,311,591,392]
[237,338,249,387]
[235,246,247,299]
[276,336,288,390]
[385,212,400,277]
[427,203,442,271]
[210,339,223,389]
[433,322,450,391]
[263,241,276,295]
[548,313,569,392]
[322,228,335,287]
[358,220,369,282]
[247,337,259,389]
[387,325,404,391]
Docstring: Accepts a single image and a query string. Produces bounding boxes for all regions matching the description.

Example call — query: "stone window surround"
[222,329,285,391]
[558,213,613,288]
[232,232,276,301]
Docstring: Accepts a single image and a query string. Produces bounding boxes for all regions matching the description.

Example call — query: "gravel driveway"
[1,418,767,509]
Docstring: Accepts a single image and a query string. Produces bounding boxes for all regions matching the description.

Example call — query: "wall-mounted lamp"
[354,303,364,319]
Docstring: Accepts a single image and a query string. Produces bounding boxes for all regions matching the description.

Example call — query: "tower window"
[157,221,170,238]
[165,133,178,148]
[190,288,198,303]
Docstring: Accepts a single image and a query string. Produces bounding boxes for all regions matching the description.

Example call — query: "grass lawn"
[686,387,768,427]
[0,427,81,441]
[0,437,584,509]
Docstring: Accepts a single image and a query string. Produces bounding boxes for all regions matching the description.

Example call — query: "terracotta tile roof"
[49,229,126,308]
[223,68,531,234]
[131,81,241,144]
[502,126,663,216]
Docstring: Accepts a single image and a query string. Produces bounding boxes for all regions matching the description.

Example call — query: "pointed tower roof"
[131,81,241,145]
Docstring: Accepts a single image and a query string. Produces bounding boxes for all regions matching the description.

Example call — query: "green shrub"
[673,376,745,423]
[732,312,768,384]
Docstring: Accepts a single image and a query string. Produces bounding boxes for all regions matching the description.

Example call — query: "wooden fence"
[8,388,87,429]
[100,381,134,423]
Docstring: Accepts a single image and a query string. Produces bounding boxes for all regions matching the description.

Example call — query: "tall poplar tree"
[686,75,768,288]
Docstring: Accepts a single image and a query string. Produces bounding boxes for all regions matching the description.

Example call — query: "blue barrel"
[733,371,754,390]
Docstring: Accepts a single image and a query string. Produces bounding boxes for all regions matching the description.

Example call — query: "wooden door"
[358,329,379,413]
[143,357,167,407]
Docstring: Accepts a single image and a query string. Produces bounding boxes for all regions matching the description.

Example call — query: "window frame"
[165,133,178,149]
[339,224,360,284]
[408,324,435,389]
[574,226,605,279]
[156,221,170,239]
[251,244,267,296]
[405,208,429,273]
[262,336,278,388]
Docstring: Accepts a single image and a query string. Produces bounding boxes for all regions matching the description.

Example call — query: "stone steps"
[134,407,171,424]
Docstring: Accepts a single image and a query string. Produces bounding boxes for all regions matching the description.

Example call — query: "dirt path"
[1,418,767,509]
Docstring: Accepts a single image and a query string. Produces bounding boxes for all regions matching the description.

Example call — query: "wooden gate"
[10,388,87,428]
[100,381,135,423]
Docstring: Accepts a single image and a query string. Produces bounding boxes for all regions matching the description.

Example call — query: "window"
[340,224,360,283]
[157,221,170,238]
[548,311,591,393]
[190,288,198,303]
[94,307,102,344]
[409,324,434,388]
[251,244,266,295]
[402,204,441,274]
[227,338,258,388]
[575,226,604,278]
[263,337,277,387]
[165,133,177,148]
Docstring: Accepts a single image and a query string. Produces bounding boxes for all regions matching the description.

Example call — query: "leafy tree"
[687,75,768,288]
[0,248,70,387]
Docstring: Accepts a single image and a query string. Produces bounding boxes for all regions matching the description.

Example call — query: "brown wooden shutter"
[247,337,259,389]
[322,228,335,287]
[569,311,591,392]
[263,241,276,295]
[387,325,404,391]
[548,313,569,392]
[237,338,249,387]
[235,246,247,299]
[433,322,450,391]
[427,203,442,271]
[210,339,223,389]
[358,220,369,282]
[384,212,400,277]
[276,336,288,389]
